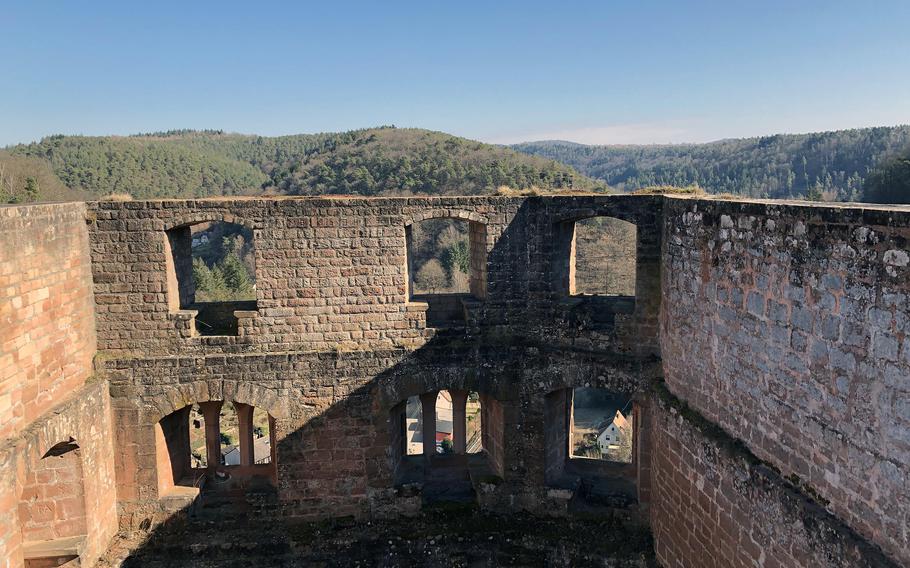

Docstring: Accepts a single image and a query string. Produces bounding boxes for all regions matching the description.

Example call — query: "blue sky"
[2,0,909,146]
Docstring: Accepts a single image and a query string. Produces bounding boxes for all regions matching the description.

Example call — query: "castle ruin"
[1,195,907,567]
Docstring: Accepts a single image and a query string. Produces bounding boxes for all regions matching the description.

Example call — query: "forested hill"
[3,127,602,202]
[512,125,910,201]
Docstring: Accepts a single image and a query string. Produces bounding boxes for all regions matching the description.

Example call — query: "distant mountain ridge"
[6,124,910,204]
[512,125,910,201]
[3,127,602,202]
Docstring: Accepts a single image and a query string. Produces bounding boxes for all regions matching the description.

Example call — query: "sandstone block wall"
[0,204,97,439]
[86,196,663,529]
[3,195,907,567]
[661,198,910,564]
[0,204,117,568]
[650,394,895,567]
[85,196,662,357]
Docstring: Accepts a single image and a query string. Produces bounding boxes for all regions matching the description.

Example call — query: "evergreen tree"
[441,241,470,277]
[193,257,229,301]
[805,183,824,201]
[221,252,253,296]
[864,154,910,204]
[192,258,216,294]
[24,177,39,201]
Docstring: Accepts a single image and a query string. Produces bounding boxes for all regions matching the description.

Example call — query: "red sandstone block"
[51,518,86,539]
[34,469,55,484]
[25,501,55,524]
[55,497,86,520]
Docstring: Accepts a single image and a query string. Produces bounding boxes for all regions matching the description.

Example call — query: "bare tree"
[414,259,448,294]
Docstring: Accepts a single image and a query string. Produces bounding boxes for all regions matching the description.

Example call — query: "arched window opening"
[252,407,274,465]
[189,404,207,468]
[404,395,423,456]
[406,218,487,326]
[220,403,240,466]
[544,387,639,509]
[19,439,88,567]
[391,388,504,498]
[466,391,483,454]
[156,401,278,498]
[155,405,195,494]
[395,390,492,460]
[554,215,638,326]
[435,390,454,454]
[165,221,257,336]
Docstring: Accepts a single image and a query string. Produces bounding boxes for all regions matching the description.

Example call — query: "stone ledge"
[22,534,85,560]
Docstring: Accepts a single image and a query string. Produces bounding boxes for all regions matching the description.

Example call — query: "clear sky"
[2,0,909,147]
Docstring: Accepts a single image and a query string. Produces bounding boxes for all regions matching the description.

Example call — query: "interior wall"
[543,389,569,485]
[480,394,504,476]
[0,203,97,439]
[650,396,896,568]
[18,447,88,542]
[661,198,910,564]
[0,203,114,567]
[155,406,192,494]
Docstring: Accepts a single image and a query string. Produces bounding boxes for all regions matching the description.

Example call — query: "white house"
[596,410,630,449]
[222,436,271,466]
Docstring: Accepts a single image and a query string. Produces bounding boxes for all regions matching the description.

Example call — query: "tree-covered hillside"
[0,151,85,203]
[6,127,602,201]
[863,147,910,204]
[513,125,910,201]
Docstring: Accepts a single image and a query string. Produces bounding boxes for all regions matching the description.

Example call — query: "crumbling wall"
[86,195,662,530]
[661,198,910,565]
[18,443,88,542]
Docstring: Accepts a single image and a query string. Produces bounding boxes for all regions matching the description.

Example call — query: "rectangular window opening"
[165,221,258,337]
[569,388,634,464]
[570,216,637,298]
[406,218,487,327]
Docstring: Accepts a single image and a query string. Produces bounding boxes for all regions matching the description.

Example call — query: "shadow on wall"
[100,197,661,562]
[108,332,656,565]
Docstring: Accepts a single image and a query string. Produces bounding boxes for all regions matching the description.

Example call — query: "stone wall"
[18,443,88,542]
[102,342,657,528]
[1,381,119,568]
[0,204,97,439]
[86,196,662,358]
[650,392,896,567]
[0,203,118,568]
[3,195,906,567]
[86,195,663,529]
[661,197,910,564]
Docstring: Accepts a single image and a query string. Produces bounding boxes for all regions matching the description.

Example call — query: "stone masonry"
[661,200,910,564]
[1,204,117,568]
[0,195,907,567]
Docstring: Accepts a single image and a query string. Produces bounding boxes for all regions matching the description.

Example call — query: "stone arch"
[145,379,289,424]
[381,365,507,479]
[163,212,258,232]
[402,209,489,228]
[162,215,259,335]
[151,380,283,494]
[549,199,648,227]
[376,367,511,413]
[540,361,648,497]
[550,211,639,302]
